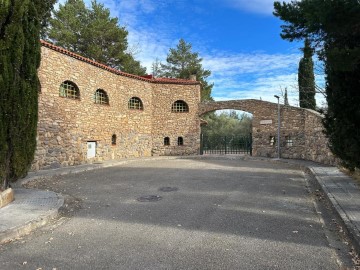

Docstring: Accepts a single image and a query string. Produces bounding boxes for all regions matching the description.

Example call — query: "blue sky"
[57,0,326,106]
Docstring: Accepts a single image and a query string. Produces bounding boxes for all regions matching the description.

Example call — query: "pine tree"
[151,58,162,78]
[46,0,146,75]
[0,0,55,189]
[298,39,316,109]
[160,39,213,101]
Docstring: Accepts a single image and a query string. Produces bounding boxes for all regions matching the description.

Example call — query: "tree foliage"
[274,0,360,169]
[160,39,213,101]
[0,0,55,189]
[46,0,146,75]
[298,39,316,109]
[201,111,252,138]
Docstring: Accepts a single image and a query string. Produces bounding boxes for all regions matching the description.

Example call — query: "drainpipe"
[274,95,281,159]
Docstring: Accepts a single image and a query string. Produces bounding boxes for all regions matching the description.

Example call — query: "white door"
[87,142,96,159]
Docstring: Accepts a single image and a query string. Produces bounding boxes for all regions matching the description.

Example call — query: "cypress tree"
[274,0,360,169]
[284,88,289,106]
[0,0,54,189]
[298,39,316,110]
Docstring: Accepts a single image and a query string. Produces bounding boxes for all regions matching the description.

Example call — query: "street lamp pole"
[274,95,280,159]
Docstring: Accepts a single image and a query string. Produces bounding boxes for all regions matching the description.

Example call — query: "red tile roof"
[40,40,200,85]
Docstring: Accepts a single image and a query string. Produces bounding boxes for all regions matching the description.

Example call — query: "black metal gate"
[200,134,252,155]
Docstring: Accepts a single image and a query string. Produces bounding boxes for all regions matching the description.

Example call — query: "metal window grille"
[128,97,143,110]
[177,137,184,146]
[172,100,189,112]
[94,89,109,105]
[59,81,79,99]
[270,136,275,146]
[164,137,170,146]
[286,136,293,146]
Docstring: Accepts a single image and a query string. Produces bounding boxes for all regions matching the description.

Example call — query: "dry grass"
[340,167,360,186]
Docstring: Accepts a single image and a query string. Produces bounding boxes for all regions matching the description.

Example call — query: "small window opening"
[164,137,170,146]
[112,134,117,145]
[94,89,109,105]
[269,136,275,146]
[59,81,80,99]
[172,100,189,113]
[285,136,293,147]
[177,137,184,146]
[128,97,143,110]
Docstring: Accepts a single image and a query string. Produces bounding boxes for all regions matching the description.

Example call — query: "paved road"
[0,158,346,269]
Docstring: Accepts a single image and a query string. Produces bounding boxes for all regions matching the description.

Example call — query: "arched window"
[59,80,80,99]
[128,97,143,110]
[177,137,184,146]
[112,134,117,145]
[164,137,170,146]
[172,100,189,112]
[94,89,109,105]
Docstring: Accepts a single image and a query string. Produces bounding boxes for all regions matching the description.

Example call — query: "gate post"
[224,136,227,155]
[249,133,253,156]
[200,133,204,155]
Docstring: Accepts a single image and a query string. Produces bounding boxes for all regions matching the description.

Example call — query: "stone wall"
[33,43,201,170]
[151,83,201,156]
[34,42,335,170]
[199,100,336,165]
[303,110,338,165]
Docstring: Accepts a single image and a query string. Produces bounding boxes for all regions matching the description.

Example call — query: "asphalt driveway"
[0,157,343,269]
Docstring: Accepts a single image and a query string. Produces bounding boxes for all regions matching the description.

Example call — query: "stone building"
[33,41,336,171]
[33,41,201,170]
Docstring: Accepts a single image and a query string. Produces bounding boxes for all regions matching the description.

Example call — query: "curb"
[308,167,360,255]
[17,157,182,187]
[0,193,64,244]
[245,156,360,255]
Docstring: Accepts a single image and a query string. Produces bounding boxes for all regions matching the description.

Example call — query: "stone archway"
[198,99,336,164]
[199,99,277,116]
[199,99,279,157]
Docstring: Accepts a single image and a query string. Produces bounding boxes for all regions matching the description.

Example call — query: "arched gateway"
[199,99,275,115]
[198,99,336,165]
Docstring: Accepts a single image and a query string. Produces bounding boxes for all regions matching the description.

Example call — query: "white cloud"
[53,0,325,108]
[201,51,301,105]
[203,53,300,76]
[89,1,304,104]
[211,73,300,105]
[114,0,160,26]
[208,54,326,108]
[93,1,180,73]
[222,0,292,15]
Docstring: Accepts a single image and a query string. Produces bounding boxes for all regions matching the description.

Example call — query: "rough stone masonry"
[200,100,336,164]
[32,41,336,171]
[33,41,201,170]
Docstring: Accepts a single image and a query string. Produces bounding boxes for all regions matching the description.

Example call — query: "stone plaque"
[260,119,273,125]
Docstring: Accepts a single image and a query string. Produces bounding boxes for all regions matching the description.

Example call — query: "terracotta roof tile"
[40,40,200,85]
